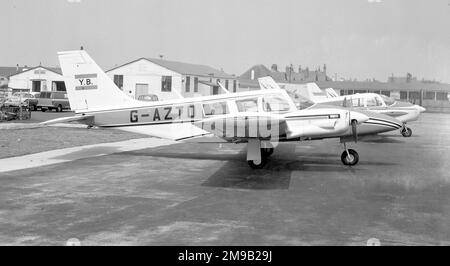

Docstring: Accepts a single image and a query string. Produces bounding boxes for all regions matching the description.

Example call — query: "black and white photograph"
[0,0,449,251]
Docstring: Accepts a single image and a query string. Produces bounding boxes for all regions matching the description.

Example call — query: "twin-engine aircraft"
[259,77,426,137]
[42,50,370,169]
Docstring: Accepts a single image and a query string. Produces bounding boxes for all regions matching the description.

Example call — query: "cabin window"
[351,98,364,107]
[366,97,382,107]
[161,76,172,92]
[203,101,229,116]
[236,98,258,112]
[262,95,291,112]
[114,75,123,90]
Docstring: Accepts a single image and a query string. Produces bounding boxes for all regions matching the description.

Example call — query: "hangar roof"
[0,66,61,78]
[107,58,236,79]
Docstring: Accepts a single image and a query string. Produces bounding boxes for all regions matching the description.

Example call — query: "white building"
[1,66,66,94]
[106,58,239,100]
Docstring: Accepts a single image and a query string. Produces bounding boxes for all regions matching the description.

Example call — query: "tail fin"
[58,50,138,112]
[258,76,282,90]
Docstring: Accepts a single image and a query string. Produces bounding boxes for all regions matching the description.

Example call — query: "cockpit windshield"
[380,95,396,106]
[286,91,315,110]
[262,94,291,112]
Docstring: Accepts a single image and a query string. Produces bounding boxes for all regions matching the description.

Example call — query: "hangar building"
[106,58,239,100]
[0,65,65,94]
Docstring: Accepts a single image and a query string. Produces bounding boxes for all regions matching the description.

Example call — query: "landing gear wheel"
[401,127,412,137]
[248,159,267,169]
[56,105,63,112]
[341,149,359,166]
[261,147,274,157]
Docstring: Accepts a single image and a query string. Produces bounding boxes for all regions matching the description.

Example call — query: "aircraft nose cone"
[416,105,426,113]
[349,111,369,124]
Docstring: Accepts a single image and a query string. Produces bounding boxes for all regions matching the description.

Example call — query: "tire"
[401,127,412,137]
[341,149,359,166]
[248,159,267,169]
[41,108,46,112]
[261,147,274,157]
[56,105,63,112]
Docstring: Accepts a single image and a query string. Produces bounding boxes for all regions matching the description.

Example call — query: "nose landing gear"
[401,125,412,137]
[341,142,359,166]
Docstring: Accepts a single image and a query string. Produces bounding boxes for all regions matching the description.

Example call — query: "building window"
[225,80,229,90]
[161,76,172,92]
[185,76,190,92]
[400,91,408,100]
[114,75,123,90]
[233,80,237,92]
[381,91,391,97]
[32,80,41,92]
[424,91,435,100]
[52,81,66,92]
[194,77,199,92]
[409,91,420,100]
[436,92,448,101]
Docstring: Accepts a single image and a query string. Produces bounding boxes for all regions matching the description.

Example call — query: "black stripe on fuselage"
[285,114,340,120]
[368,117,402,128]
[364,121,400,130]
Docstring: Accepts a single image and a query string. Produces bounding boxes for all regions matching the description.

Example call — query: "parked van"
[37,91,71,112]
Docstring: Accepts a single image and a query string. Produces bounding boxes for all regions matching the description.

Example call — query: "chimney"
[16,64,19,72]
[271,64,278,72]
[298,65,302,73]
[323,64,327,75]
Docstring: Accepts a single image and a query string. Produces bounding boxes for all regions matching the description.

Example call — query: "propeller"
[344,97,358,143]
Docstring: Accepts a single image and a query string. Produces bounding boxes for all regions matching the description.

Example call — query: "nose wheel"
[401,126,412,137]
[341,142,359,166]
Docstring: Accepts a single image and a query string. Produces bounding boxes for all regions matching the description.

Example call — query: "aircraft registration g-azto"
[42,50,371,169]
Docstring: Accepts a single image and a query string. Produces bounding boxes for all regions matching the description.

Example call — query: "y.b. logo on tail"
[75,74,98,90]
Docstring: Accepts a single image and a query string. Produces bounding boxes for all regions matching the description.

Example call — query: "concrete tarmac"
[0,113,449,245]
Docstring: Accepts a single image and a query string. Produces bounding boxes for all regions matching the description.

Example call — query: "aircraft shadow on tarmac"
[122,143,396,190]
[359,135,407,144]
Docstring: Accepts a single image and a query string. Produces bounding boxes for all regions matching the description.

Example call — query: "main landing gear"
[401,124,412,137]
[247,140,274,169]
[340,142,359,166]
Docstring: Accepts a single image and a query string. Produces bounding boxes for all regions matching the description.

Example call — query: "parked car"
[137,94,159,102]
[4,92,35,107]
[26,93,40,111]
[37,91,71,112]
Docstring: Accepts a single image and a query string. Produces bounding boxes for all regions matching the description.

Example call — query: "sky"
[1,0,450,82]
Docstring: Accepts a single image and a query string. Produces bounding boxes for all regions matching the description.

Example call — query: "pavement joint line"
[0,137,176,174]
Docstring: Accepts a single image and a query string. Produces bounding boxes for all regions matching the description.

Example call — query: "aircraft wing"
[40,115,94,126]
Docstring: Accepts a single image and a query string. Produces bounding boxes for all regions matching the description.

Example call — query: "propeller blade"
[351,119,358,143]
